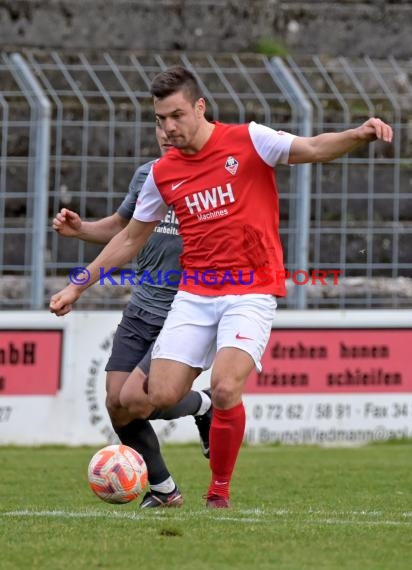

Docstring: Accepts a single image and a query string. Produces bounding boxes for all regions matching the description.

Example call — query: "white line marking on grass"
[1,509,259,519]
[313,519,412,527]
[2,509,146,520]
[2,509,412,526]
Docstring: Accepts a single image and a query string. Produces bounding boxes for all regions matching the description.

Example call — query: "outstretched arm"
[49,218,157,316]
[53,208,128,244]
[288,117,393,164]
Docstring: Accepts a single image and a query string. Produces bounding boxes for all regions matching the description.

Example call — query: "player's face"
[154,90,205,151]
[155,124,173,156]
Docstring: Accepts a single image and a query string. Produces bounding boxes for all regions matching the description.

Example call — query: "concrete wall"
[0,0,411,57]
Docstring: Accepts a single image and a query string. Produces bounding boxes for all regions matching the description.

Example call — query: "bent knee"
[105,392,123,422]
[119,390,153,419]
[148,386,179,409]
[212,377,243,409]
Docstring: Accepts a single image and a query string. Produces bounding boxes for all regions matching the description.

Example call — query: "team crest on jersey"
[225,156,239,175]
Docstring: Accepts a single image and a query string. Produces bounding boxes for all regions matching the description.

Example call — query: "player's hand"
[49,285,80,316]
[356,118,393,144]
[52,208,82,237]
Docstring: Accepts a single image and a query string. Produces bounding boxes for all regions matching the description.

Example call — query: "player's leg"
[108,304,212,508]
[120,359,205,508]
[205,294,278,508]
[146,292,216,452]
[205,347,250,508]
[105,370,135,427]
[144,358,200,408]
[135,351,213,459]
[147,291,217,410]
[149,385,213,460]
[120,346,212,457]
[120,344,210,422]
[144,291,219,504]
[105,306,184,507]
[146,291,274,508]
[105,305,156,428]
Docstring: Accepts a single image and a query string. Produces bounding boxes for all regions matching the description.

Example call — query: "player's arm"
[52,163,153,243]
[53,208,128,244]
[49,218,157,316]
[288,117,393,164]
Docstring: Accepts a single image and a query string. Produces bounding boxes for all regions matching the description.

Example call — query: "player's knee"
[212,377,241,409]
[147,385,178,409]
[105,392,122,422]
[119,390,152,419]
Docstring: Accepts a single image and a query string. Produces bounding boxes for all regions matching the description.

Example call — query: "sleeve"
[132,167,169,223]
[116,161,154,220]
[248,121,296,166]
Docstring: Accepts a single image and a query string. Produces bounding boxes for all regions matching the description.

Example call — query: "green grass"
[1,443,412,569]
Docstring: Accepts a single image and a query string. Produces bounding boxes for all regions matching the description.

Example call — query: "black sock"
[148,390,202,420]
[114,419,170,485]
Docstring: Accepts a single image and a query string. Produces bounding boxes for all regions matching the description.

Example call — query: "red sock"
[208,402,246,499]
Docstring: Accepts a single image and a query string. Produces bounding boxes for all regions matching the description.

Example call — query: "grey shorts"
[105,303,164,375]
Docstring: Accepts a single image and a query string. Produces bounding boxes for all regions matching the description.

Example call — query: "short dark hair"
[150,66,203,104]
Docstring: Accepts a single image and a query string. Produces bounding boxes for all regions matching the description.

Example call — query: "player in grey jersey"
[52,125,211,508]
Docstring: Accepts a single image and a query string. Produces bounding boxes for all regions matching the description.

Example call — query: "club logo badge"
[225,156,239,175]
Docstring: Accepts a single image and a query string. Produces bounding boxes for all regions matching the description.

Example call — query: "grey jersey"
[117,160,182,322]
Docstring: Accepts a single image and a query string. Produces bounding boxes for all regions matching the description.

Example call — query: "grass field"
[1,442,412,570]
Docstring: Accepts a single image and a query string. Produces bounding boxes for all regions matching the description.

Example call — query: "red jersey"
[134,121,295,296]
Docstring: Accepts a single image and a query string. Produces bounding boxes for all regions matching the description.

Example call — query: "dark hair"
[150,66,203,104]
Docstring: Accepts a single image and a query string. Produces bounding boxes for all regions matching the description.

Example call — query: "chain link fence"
[0,51,411,310]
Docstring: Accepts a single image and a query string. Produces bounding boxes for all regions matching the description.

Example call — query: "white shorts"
[151,291,277,371]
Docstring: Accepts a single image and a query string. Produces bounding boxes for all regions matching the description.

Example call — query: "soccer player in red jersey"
[50,66,393,508]
[52,124,212,509]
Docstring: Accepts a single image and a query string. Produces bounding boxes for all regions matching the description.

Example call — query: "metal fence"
[0,51,411,310]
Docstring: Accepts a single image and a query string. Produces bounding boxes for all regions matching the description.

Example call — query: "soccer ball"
[87,444,148,504]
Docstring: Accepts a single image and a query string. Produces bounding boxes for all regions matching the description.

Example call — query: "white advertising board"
[1,310,411,446]
[0,311,210,445]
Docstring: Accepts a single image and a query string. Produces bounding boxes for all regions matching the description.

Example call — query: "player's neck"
[181,121,215,155]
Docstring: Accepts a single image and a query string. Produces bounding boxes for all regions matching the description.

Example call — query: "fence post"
[270,57,313,309]
[10,53,51,309]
